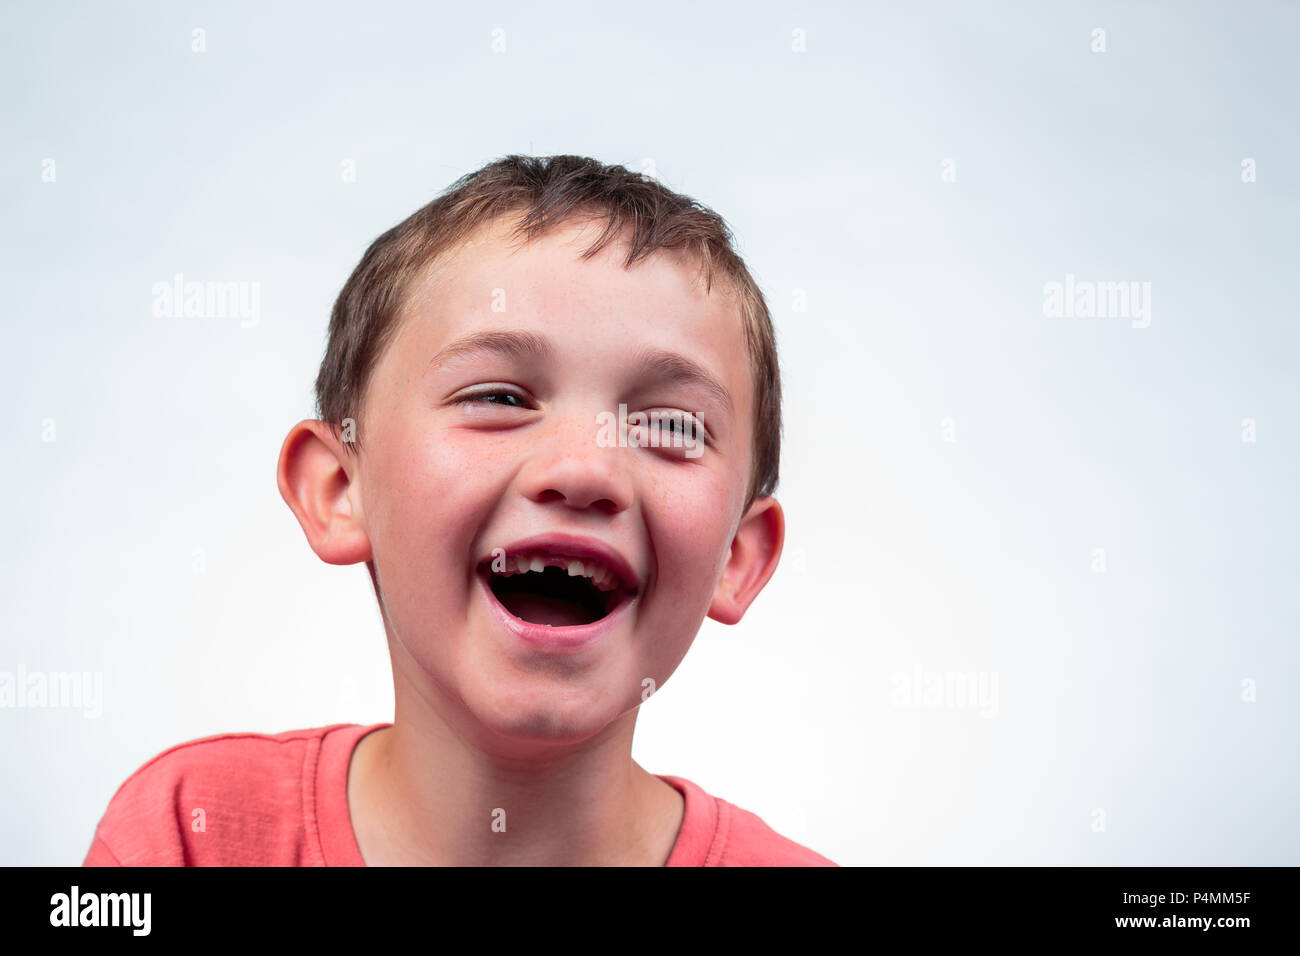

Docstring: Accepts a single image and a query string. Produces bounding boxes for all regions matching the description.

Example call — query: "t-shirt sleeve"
[82,760,190,866]
[724,804,839,866]
[83,834,124,866]
[78,727,339,867]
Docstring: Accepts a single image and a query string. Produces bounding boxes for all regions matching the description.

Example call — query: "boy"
[83,155,836,866]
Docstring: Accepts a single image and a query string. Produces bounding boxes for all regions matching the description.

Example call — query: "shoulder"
[84,724,360,866]
[661,774,839,867]
[720,799,839,866]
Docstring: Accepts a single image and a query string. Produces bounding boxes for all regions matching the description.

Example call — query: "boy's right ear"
[276,420,373,565]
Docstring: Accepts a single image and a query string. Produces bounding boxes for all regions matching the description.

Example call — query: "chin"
[468,673,636,748]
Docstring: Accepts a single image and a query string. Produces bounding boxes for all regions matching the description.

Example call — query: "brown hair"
[315,154,782,515]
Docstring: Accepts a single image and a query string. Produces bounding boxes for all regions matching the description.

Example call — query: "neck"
[348,640,683,866]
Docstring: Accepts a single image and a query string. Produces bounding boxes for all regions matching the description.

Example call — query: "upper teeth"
[490,551,621,592]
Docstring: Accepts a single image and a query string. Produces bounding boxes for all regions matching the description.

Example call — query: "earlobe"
[706,497,785,626]
[276,420,372,566]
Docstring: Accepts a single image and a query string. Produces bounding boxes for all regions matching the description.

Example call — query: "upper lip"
[477,533,641,595]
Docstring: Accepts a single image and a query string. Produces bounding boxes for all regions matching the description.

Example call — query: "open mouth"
[477,552,635,628]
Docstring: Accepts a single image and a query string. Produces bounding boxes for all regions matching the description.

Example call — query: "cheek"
[648,465,737,603]
[629,467,736,687]
[359,417,498,598]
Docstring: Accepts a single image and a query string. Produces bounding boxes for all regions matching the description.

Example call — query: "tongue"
[498,591,594,627]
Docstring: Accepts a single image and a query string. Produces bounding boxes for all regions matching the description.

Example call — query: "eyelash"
[451,390,712,446]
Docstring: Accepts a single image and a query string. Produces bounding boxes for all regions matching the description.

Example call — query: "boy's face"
[311,216,780,748]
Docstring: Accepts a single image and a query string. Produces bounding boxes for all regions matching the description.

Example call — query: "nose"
[516,407,633,515]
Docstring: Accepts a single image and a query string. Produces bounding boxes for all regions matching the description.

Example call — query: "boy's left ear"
[707,496,785,626]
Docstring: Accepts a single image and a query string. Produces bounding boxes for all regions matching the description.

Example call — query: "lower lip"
[476,570,635,653]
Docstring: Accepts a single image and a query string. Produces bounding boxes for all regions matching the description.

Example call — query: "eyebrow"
[427,329,733,418]
[426,329,553,372]
[631,346,734,419]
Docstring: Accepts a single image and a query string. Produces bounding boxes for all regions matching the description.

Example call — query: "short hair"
[315,153,782,520]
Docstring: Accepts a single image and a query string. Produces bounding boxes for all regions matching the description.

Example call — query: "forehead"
[391,216,751,412]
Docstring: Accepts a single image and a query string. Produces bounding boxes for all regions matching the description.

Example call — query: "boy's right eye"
[452,389,529,408]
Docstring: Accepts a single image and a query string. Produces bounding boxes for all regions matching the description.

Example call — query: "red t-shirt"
[82,723,837,866]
